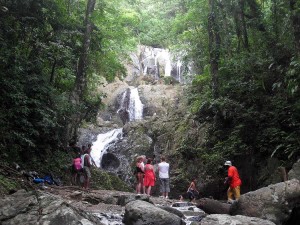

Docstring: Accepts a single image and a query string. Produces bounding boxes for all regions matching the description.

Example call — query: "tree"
[208,0,220,98]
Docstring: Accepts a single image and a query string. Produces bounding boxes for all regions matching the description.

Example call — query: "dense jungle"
[0,0,299,203]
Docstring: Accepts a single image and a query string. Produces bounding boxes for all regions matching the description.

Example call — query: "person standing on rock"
[140,155,146,194]
[158,156,170,198]
[135,156,144,194]
[82,148,92,190]
[87,143,97,167]
[143,158,156,196]
[224,160,242,203]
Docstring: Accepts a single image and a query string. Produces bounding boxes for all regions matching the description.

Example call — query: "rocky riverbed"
[2,179,299,225]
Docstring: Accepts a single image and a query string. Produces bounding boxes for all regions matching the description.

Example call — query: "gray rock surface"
[288,159,300,180]
[199,214,276,225]
[230,179,300,225]
[197,198,230,214]
[124,200,185,225]
[0,189,104,225]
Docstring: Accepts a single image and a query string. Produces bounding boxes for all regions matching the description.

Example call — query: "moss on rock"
[91,169,133,192]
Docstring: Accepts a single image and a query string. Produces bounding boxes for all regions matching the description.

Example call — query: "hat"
[224,161,232,166]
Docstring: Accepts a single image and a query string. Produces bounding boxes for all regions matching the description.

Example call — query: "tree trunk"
[239,0,249,50]
[73,0,96,104]
[290,0,300,53]
[65,0,96,145]
[208,0,221,99]
[50,58,56,84]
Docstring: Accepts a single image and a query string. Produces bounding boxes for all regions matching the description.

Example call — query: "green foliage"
[0,175,20,195]
[91,169,132,192]
[0,0,138,163]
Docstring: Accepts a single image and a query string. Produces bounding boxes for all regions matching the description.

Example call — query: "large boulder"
[123,200,185,225]
[288,159,300,180]
[199,214,276,225]
[0,189,104,225]
[197,198,230,214]
[230,179,300,225]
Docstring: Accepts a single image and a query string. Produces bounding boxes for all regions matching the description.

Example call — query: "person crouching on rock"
[224,160,242,203]
[187,178,199,202]
[143,158,156,196]
[135,156,144,194]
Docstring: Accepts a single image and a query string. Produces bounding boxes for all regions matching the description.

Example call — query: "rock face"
[199,214,276,225]
[123,200,184,225]
[197,198,231,214]
[288,159,300,180]
[0,189,103,225]
[230,179,300,225]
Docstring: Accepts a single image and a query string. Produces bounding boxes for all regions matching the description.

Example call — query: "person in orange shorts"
[143,158,156,196]
[224,161,242,203]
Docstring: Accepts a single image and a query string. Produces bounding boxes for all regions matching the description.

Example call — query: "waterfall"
[116,91,127,114]
[129,88,143,121]
[177,60,182,82]
[90,128,122,167]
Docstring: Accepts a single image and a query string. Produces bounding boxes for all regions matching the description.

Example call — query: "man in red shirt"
[224,161,242,203]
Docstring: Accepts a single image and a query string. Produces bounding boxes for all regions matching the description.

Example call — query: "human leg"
[83,167,91,189]
[147,186,152,196]
[136,173,143,194]
[164,178,170,198]
[159,178,165,197]
[232,186,240,200]
[227,187,234,203]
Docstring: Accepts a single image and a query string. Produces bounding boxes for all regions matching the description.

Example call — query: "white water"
[116,91,127,114]
[177,60,182,82]
[129,88,143,121]
[90,128,123,167]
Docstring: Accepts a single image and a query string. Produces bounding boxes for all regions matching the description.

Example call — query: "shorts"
[159,178,170,193]
[83,166,91,178]
[187,190,198,200]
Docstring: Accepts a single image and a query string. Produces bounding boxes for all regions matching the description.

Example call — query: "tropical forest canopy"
[0,0,299,182]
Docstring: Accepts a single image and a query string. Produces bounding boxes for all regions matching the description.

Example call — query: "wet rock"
[124,200,185,225]
[117,194,150,206]
[158,205,184,218]
[197,198,230,214]
[199,214,275,225]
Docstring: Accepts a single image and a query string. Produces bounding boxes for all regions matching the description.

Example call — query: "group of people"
[135,156,242,204]
[71,143,96,190]
[70,143,242,203]
[135,155,170,198]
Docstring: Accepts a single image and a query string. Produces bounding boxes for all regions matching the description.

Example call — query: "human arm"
[91,157,97,167]
[85,155,91,167]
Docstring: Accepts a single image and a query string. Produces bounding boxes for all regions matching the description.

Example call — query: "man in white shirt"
[158,156,170,198]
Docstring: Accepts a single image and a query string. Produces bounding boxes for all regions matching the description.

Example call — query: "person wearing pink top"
[72,154,82,184]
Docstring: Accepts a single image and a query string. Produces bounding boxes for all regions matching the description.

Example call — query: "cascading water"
[117,87,143,123]
[128,88,143,121]
[177,60,182,82]
[91,88,143,167]
[90,128,122,168]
